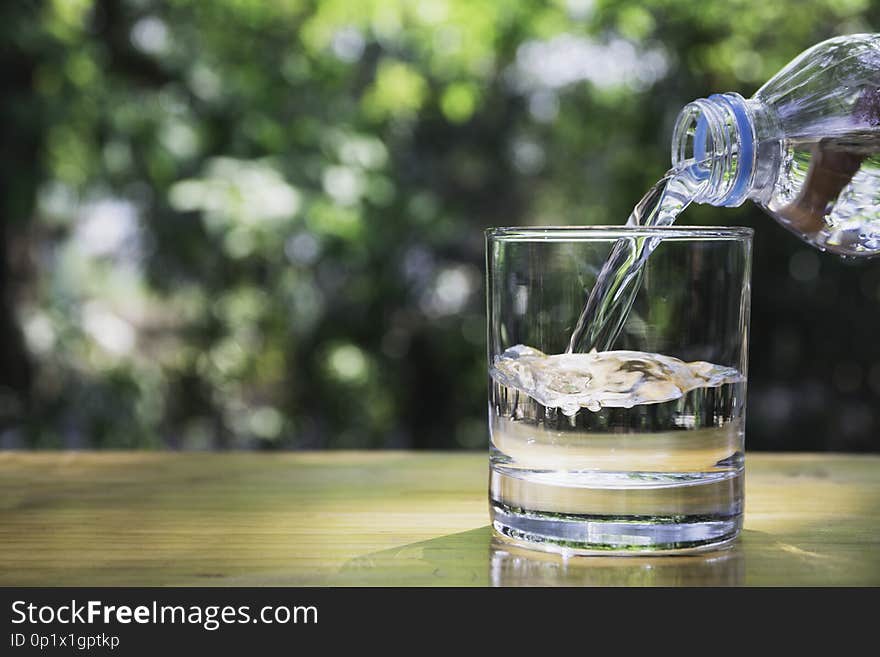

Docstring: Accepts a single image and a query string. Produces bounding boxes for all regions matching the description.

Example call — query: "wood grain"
[0,452,877,586]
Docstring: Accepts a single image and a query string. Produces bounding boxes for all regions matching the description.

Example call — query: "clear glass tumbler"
[486,226,752,554]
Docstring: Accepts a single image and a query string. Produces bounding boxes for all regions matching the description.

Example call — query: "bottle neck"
[672,92,769,207]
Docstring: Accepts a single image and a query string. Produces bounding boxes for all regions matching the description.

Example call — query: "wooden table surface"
[0,452,878,587]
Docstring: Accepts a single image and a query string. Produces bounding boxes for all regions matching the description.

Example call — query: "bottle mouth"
[671,93,755,207]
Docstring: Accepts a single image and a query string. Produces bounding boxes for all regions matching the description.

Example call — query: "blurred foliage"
[2,0,880,450]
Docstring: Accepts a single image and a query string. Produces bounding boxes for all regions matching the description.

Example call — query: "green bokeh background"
[2,0,879,450]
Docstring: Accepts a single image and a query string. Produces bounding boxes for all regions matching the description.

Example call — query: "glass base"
[490,500,742,555]
[489,463,744,555]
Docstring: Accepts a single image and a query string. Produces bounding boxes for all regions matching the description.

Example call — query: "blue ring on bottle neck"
[711,93,754,207]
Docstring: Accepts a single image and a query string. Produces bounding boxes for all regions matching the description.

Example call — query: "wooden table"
[0,452,877,586]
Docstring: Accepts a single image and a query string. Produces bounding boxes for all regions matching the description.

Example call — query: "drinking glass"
[486,226,752,554]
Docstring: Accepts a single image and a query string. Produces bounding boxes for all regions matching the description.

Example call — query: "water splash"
[491,343,742,417]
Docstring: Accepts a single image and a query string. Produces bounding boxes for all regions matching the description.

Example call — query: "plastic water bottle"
[672,34,880,257]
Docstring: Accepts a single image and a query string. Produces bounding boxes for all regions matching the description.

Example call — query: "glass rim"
[486,225,753,241]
